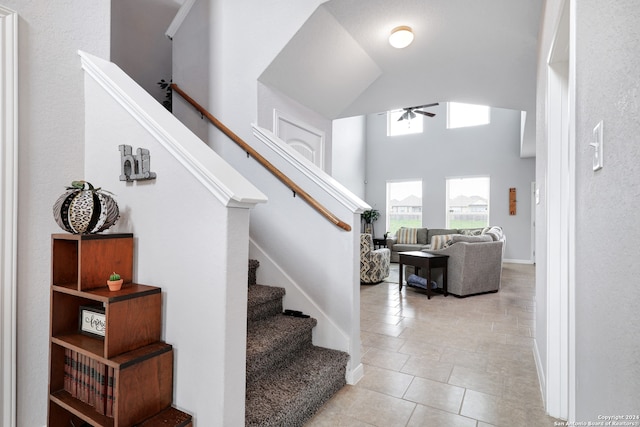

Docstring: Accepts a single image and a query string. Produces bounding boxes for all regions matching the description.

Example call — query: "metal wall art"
[119,145,157,181]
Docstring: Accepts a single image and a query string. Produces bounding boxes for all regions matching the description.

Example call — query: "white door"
[273,110,325,170]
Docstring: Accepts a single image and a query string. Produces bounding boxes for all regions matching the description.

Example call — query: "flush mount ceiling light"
[389,26,414,49]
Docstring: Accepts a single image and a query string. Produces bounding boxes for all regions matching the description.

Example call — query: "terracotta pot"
[107,279,123,292]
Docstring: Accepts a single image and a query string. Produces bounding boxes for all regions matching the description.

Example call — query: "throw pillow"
[430,234,456,250]
[396,227,418,244]
[460,228,484,236]
[483,226,504,241]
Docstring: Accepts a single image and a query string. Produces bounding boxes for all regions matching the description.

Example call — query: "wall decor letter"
[509,187,517,215]
[119,145,157,181]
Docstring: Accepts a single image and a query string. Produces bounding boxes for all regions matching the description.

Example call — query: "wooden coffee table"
[398,251,449,299]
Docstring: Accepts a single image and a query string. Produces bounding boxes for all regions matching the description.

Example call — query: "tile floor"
[307,263,562,427]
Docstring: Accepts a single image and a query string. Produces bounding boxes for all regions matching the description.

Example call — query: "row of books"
[63,349,115,417]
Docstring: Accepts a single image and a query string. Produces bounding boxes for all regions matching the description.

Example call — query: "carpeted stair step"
[247,284,286,322]
[245,345,350,427]
[246,314,317,383]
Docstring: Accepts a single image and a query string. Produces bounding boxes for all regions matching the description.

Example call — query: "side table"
[398,251,449,299]
[372,237,387,249]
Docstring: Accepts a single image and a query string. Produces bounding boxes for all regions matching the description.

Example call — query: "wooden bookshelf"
[48,234,191,427]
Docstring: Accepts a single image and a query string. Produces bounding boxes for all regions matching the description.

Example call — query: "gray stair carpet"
[246,277,349,426]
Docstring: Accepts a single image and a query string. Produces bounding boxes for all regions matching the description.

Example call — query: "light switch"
[590,121,604,171]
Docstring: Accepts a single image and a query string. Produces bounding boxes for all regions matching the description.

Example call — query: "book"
[63,348,71,394]
[106,366,114,417]
[79,354,86,403]
[89,357,95,407]
[71,350,78,399]
[95,361,106,415]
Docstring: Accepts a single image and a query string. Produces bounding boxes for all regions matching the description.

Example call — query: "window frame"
[387,109,424,136]
[446,102,490,129]
[445,176,490,229]
[386,180,423,235]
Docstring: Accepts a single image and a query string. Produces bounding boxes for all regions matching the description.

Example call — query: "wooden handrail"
[171,83,352,232]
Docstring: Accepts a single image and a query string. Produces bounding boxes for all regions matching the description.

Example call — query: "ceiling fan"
[397,103,439,121]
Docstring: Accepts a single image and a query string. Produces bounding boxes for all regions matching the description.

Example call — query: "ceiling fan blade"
[414,110,436,117]
[406,102,439,110]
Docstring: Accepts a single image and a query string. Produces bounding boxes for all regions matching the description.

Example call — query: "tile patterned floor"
[307,263,562,427]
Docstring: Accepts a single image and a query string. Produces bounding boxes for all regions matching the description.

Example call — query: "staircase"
[245,261,349,426]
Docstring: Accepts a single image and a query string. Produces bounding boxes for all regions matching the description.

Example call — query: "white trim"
[165,0,197,40]
[545,0,575,420]
[531,181,536,263]
[503,259,534,265]
[252,124,368,213]
[0,7,18,427]
[346,362,364,385]
[533,342,546,405]
[567,0,577,420]
[79,50,267,209]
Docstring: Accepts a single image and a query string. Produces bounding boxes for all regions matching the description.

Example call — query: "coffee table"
[398,251,449,299]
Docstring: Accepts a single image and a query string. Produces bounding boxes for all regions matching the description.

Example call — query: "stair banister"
[171,83,352,232]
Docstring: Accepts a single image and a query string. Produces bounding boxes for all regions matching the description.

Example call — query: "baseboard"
[346,362,364,385]
[503,258,534,264]
[533,339,546,406]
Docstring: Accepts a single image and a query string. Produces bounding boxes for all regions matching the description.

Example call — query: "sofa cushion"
[430,234,457,250]
[451,234,493,244]
[427,228,459,241]
[393,243,423,252]
[397,227,418,244]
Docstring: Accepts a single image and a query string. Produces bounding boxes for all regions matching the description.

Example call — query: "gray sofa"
[401,227,506,297]
[386,227,478,262]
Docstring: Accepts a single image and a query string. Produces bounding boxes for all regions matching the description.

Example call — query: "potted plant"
[107,272,123,291]
[361,209,380,235]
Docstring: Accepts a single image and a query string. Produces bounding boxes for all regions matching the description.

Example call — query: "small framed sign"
[78,305,106,339]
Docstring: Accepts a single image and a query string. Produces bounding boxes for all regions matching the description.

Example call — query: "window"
[446,177,490,228]
[386,180,422,235]
[387,110,423,136]
[447,102,490,129]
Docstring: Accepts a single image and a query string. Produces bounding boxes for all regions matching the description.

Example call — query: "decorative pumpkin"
[53,181,120,234]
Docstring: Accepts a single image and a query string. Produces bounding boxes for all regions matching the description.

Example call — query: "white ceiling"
[259,0,543,157]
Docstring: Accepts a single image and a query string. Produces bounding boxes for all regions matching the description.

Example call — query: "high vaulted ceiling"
[259,0,543,157]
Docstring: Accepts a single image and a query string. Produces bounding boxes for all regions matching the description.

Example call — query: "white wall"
[82,52,264,425]
[364,105,535,262]
[332,115,367,200]
[573,0,640,419]
[0,1,110,425]
[536,0,640,421]
[111,0,178,105]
